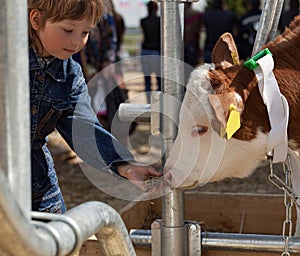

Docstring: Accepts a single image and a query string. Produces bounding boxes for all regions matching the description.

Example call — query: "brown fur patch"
[208,14,300,147]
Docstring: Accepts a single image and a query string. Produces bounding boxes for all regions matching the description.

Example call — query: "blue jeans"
[141,49,161,102]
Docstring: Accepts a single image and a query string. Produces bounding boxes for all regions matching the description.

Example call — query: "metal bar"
[66,202,136,256]
[202,232,300,253]
[252,0,283,55]
[159,0,186,255]
[130,230,300,253]
[269,0,284,41]
[119,103,151,122]
[252,0,276,54]
[130,229,152,248]
[0,0,31,217]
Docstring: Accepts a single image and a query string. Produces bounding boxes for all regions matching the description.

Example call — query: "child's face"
[31,10,94,60]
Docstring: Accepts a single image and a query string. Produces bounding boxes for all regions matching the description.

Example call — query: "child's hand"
[117,163,162,191]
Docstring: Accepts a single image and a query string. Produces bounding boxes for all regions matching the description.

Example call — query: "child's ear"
[29,9,42,31]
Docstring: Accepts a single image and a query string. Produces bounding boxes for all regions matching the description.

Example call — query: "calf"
[164,15,300,234]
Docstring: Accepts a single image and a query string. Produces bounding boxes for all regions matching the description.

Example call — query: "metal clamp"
[150,219,201,255]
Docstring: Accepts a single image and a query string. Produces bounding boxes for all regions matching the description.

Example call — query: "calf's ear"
[208,92,244,129]
[212,32,240,68]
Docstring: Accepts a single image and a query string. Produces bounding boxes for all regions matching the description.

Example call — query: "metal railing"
[130,229,300,254]
[252,0,285,55]
[0,0,135,255]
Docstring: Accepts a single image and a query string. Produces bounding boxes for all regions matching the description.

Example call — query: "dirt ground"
[48,71,284,213]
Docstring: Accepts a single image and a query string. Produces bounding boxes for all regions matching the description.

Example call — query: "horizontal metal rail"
[119,103,151,122]
[202,232,300,253]
[130,229,300,253]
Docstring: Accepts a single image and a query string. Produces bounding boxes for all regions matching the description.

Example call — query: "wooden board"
[121,192,296,235]
[79,192,299,255]
[79,240,300,256]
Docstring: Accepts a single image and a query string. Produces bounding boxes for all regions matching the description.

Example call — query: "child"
[28,0,161,213]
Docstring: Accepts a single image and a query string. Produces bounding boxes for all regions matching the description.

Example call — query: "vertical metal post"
[268,0,284,40]
[160,1,186,255]
[252,0,284,55]
[0,0,31,217]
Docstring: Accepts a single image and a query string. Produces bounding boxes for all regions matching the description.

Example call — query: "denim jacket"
[29,47,134,213]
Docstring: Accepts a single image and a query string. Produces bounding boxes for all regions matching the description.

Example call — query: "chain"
[268,155,299,255]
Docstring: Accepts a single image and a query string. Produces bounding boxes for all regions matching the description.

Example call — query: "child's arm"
[56,60,160,187]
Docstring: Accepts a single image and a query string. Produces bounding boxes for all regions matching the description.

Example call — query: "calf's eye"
[191,126,208,137]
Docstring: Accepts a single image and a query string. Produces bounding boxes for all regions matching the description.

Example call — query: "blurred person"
[112,3,125,61]
[111,1,126,76]
[184,2,204,82]
[109,3,138,136]
[84,11,132,138]
[279,0,300,33]
[236,0,262,59]
[140,1,161,103]
[203,0,237,63]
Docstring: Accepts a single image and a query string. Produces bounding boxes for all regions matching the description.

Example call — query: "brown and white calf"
[164,15,300,234]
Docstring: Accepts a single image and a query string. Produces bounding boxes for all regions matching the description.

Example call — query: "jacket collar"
[29,47,68,82]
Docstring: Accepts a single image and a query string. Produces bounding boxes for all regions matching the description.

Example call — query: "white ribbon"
[254,54,289,163]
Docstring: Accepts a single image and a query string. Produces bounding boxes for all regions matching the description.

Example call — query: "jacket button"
[36,75,44,82]
[31,105,38,116]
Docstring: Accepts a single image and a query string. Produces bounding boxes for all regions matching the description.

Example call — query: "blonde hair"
[28,0,110,49]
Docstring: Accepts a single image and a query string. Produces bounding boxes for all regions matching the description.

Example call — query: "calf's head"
[164,33,269,188]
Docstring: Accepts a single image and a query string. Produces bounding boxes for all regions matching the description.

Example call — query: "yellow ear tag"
[226,104,241,140]
[231,52,239,65]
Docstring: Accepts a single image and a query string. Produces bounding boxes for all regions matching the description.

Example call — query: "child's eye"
[63,28,73,33]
